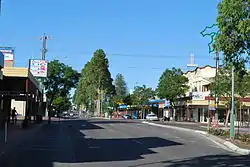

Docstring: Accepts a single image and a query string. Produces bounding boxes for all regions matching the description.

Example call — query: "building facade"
[177,65,250,124]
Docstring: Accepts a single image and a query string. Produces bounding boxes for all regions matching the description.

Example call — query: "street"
[0,119,249,167]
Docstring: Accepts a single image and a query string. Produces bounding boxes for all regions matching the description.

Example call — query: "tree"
[73,62,94,110]
[210,65,250,127]
[215,0,249,68]
[114,73,128,103]
[73,49,115,115]
[53,96,71,113]
[157,68,189,118]
[130,85,155,119]
[124,94,132,106]
[131,85,155,106]
[44,60,79,116]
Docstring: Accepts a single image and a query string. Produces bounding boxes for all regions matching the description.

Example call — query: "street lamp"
[230,65,235,139]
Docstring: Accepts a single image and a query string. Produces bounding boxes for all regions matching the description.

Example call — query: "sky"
[0,0,220,91]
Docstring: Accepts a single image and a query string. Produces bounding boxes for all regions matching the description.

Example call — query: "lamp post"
[230,65,235,139]
[40,33,51,123]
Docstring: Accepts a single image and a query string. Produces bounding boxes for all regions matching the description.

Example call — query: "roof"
[2,67,42,92]
[184,65,216,74]
[3,67,29,77]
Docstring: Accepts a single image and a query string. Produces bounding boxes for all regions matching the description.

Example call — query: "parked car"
[123,114,132,119]
[146,114,159,121]
[132,115,139,119]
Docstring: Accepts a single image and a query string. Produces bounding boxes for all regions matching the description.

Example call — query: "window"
[202,85,209,92]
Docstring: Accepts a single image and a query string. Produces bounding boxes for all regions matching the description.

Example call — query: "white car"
[146,114,159,121]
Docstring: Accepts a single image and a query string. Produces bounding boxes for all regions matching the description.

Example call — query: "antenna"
[187,54,198,67]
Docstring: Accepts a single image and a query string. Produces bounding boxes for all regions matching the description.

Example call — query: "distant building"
[177,65,250,125]
[181,65,216,122]
[0,47,15,67]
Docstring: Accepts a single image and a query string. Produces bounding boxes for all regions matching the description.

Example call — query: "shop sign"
[192,92,209,100]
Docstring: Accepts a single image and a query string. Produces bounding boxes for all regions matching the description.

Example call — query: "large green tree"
[114,73,128,103]
[131,85,155,106]
[44,60,79,115]
[53,96,71,113]
[215,0,249,68]
[73,49,115,114]
[157,68,189,114]
[73,62,94,110]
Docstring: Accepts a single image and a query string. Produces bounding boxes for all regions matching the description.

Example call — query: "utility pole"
[40,33,51,123]
[40,33,52,60]
[214,50,219,127]
[230,65,235,139]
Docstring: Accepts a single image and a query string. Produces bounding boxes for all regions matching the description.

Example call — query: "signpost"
[29,59,48,78]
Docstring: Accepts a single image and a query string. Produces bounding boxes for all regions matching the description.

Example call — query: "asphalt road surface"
[0,119,249,167]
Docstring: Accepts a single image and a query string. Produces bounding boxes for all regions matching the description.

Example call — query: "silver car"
[146,114,159,121]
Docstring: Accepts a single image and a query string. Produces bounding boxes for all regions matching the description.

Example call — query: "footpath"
[142,120,250,155]
[0,118,49,156]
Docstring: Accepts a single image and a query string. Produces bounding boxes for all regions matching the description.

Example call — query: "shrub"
[236,133,250,143]
[209,128,250,143]
[209,128,229,137]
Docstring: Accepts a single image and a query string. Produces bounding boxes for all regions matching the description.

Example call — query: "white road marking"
[132,140,143,145]
[88,146,100,149]
[22,146,57,151]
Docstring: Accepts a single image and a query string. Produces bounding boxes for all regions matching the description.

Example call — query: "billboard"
[29,59,48,77]
[0,47,14,61]
[192,92,210,101]
[0,52,4,68]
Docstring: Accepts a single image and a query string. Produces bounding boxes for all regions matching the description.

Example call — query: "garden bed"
[209,128,250,149]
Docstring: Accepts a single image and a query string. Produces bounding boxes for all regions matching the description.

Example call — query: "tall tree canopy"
[157,68,189,107]
[211,65,250,101]
[53,96,71,112]
[114,73,128,103]
[43,60,79,112]
[73,49,115,113]
[215,0,249,68]
[131,85,155,106]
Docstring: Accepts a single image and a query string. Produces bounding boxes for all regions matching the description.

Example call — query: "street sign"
[29,59,48,77]
[165,100,171,107]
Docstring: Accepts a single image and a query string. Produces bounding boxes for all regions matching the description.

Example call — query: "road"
[0,119,249,167]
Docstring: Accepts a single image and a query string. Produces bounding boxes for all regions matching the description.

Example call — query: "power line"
[76,50,215,60]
